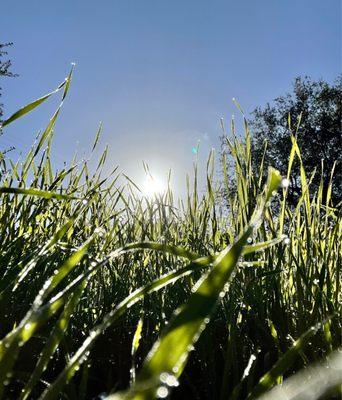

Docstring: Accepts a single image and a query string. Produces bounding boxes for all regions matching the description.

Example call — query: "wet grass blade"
[256,350,342,400]
[39,255,214,400]
[247,321,325,399]
[20,282,86,400]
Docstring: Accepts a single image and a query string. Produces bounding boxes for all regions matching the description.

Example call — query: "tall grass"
[0,70,340,399]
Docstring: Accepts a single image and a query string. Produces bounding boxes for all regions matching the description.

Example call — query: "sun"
[142,175,166,197]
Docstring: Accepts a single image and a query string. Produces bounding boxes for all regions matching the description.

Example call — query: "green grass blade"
[20,282,86,400]
[39,256,212,400]
[1,80,66,128]
[0,187,81,200]
[256,350,342,400]
[247,322,324,399]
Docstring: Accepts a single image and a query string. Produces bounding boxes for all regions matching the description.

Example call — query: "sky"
[1,0,341,195]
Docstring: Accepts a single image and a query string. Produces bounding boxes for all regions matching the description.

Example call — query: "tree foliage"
[0,42,17,123]
[250,76,341,206]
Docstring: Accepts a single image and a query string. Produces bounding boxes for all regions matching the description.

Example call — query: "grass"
[0,69,341,399]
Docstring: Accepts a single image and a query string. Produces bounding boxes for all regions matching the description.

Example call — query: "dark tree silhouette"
[250,76,341,206]
[0,42,17,124]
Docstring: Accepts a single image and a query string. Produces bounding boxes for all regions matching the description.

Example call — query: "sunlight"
[142,175,166,197]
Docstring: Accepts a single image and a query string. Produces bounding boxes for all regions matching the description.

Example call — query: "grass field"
[0,71,341,399]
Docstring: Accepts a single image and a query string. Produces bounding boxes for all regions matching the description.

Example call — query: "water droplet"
[82,199,88,205]
[247,237,253,244]
[281,178,290,188]
[160,372,179,387]
[156,386,169,398]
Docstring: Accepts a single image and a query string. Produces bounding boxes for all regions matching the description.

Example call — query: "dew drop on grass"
[156,386,169,398]
[172,366,179,374]
[160,373,179,387]
[283,237,290,245]
[281,178,290,188]
[247,237,253,244]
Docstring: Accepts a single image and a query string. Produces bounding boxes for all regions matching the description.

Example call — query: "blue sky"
[1,0,341,193]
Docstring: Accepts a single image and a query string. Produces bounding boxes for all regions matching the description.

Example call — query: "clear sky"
[1,0,341,194]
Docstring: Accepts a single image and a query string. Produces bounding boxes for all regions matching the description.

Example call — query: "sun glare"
[142,175,166,197]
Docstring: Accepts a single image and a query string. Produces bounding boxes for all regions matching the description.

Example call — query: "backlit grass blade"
[0,187,81,200]
[242,236,286,255]
[20,282,86,400]
[247,321,324,399]
[0,239,92,398]
[1,80,66,128]
[256,350,342,400]
[0,218,75,299]
[131,315,144,383]
[122,236,285,263]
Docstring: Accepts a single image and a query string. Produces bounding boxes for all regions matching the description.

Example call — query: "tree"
[250,76,341,206]
[0,42,17,124]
